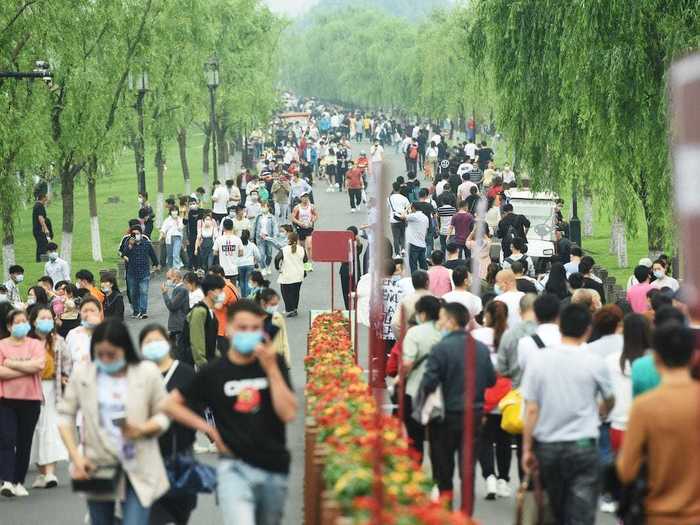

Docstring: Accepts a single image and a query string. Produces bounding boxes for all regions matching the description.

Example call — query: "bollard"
[320,490,340,525]
[304,422,318,525]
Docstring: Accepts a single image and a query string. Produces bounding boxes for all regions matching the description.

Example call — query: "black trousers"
[478,413,513,481]
[348,188,362,209]
[428,410,482,512]
[34,232,49,262]
[403,395,425,464]
[0,399,41,484]
[280,282,302,312]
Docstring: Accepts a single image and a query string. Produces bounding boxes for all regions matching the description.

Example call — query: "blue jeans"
[166,236,183,269]
[87,477,150,525]
[127,274,149,316]
[535,439,600,525]
[259,239,275,269]
[238,265,254,297]
[217,458,288,525]
[408,243,427,274]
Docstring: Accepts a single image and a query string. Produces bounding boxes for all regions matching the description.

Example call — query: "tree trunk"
[616,220,628,267]
[609,216,619,254]
[86,159,103,262]
[583,191,593,237]
[135,92,146,194]
[60,168,75,265]
[155,137,165,228]
[177,127,191,195]
[202,127,210,195]
[1,202,16,281]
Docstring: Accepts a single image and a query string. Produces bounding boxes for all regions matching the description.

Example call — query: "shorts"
[296,226,314,241]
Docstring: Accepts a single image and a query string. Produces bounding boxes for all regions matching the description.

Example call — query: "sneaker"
[193,443,210,454]
[286,310,298,318]
[350,208,356,213]
[44,474,58,489]
[31,475,46,489]
[304,262,312,272]
[496,478,511,498]
[1,481,15,497]
[13,483,29,497]
[130,313,140,319]
[600,499,617,514]
[485,475,497,500]
[140,314,149,320]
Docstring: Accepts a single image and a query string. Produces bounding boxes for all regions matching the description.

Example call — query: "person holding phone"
[161,299,297,525]
[256,288,289,366]
[58,319,171,525]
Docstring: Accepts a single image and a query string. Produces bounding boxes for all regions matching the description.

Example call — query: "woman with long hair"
[0,309,45,497]
[100,274,125,321]
[544,262,571,301]
[237,229,261,298]
[28,306,69,489]
[138,324,198,525]
[246,271,270,301]
[275,232,307,317]
[606,313,651,454]
[58,319,169,524]
[26,286,49,308]
[472,300,514,499]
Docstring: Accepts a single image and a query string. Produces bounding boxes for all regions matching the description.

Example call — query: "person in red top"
[486,176,504,200]
[355,152,370,187]
[345,161,364,213]
[208,265,240,355]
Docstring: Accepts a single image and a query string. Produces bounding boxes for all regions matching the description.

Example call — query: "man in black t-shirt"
[162,299,297,525]
[32,192,52,262]
[477,140,494,171]
[497,203,531,258]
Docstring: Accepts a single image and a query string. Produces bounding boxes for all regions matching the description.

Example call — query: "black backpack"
[505,255,529,274]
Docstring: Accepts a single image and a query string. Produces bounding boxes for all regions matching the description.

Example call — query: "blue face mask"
[493,284,503,295]
[36,319,55,334]
[232,331,264,355]
[440,329,451,338]
[96,357,126,375]
[11,322,31,338]
[142,340,170,362]
[81,319,98,330]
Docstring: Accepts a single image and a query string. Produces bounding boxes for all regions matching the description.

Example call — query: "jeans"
[408,243,427,274]
[280,282,302,312]
[535,439,600,525]
[127,274,150,316]
[0,399,41,484]
[259,239,275,269]
[217,458,288,525]
[403,395,425,464]
[390,222,406,256]
[274,202,289,223]
[88,477,150,525]
[348,188,362,209]
[238,265,254,297]
[199,237,214,271]
[166,236,183,269]
[478,414,512,481]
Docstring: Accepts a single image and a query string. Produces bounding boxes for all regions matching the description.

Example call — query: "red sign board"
[311,230,354,262]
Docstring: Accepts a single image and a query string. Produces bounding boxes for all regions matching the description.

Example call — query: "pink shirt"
[626,283,653,314]
[428,266,453,297]
[0,338,45,401]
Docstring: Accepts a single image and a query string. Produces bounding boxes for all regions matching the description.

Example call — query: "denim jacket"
[253,213,278,244]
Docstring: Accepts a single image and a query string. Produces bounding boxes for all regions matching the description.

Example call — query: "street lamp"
[206,56,220,183]
[570,182,582,246]
[129,71,149,194]
[0,60,53,83]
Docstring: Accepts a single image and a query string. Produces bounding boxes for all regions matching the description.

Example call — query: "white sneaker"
[193,443,210,454]
[496,478,511,498]
[44,474,58,489]
[350,208,356,213]
[485,475,497,500]
[600,500,617,514]
[31,475,46,489]
[0,481,15,497]
[13,483,29,497]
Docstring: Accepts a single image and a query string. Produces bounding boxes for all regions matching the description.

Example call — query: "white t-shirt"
[189,288,204,309]
[435,180,449,196]
[212,186,230,214]
[65,327,92,375]
[370,145,384,162]
[495,291,525,327]
[442,290,483,317]
[517,323,562,372]
[465,142,477,159]
[605,351,633,431]
[387,194,410,224]
[406,212,428,249]
[97,372,128,459]
[213,234,243,276]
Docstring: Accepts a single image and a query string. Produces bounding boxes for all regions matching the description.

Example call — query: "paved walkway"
[0,146,615,524]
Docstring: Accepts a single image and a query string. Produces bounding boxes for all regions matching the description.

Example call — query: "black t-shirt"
[477,147,494,166]
[413,201,434,221]
[160,361,197,457]
[182,354,292,473]
[497,213,531,242]
[444,258,468,271]
[516,278,538,294]
[32,202,47,235]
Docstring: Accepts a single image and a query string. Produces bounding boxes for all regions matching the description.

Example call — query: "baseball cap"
[639,257,653,268]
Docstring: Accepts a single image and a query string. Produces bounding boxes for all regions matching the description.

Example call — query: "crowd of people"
[1,97,698,525]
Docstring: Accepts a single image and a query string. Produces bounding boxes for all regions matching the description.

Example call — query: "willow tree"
[473,0,700,252]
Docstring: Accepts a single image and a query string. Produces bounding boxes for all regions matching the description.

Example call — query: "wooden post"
[304,422,318,525]
[321,490,340,525]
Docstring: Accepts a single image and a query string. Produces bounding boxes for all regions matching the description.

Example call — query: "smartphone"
[111,409,126,428]
[264,322,280,341]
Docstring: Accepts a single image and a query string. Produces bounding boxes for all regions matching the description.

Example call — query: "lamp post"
[0,60,52,82]
[570,182,582,246]
[206,57,220,184]
[129,71,149,195]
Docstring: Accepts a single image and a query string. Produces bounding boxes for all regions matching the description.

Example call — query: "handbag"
[498,389,524,434]
[388,195,406,223]
[515,471,555,525]
[162,361,217,495]
[411,384,444,425]
[71,465,122,494]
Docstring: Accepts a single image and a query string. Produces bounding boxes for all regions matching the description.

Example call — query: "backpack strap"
[531,334,545,349]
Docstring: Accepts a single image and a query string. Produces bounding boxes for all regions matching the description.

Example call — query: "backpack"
[180,302,218,366]
[505,255,529,275]
[408,145,418,160]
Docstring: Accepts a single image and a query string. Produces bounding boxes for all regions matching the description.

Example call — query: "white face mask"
[0,294,7,303]
[14,274,24,283]
[170,211,178,218]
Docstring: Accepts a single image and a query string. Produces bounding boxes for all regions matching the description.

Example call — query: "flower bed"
[305,312,475,525]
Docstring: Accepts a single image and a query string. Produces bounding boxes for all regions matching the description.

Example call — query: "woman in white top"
[237,229,261,298]
[65,297,103,378]
[650,259,679,292]
[275,233,306,317]
[159,207,184,269]
[425,141,439,181]
[195,213,218,271]
[183,272,204,309]
[472,300,515,499]
[604,313,651,455]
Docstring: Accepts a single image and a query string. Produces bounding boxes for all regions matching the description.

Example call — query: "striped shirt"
[437,205,457,236]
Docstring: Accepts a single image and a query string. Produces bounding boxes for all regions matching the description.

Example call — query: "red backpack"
[408,145,418,160]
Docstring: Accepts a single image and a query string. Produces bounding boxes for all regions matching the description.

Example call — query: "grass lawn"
[3,130,209,294]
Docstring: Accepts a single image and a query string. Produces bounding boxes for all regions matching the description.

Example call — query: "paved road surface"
[1,146,615,524]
